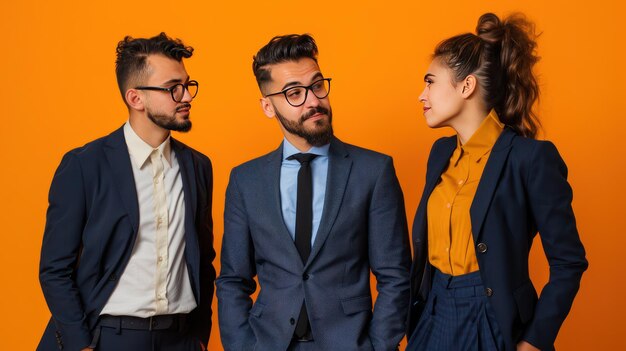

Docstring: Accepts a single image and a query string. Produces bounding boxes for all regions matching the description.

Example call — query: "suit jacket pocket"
[250,302,265,318]
[513,280,538,324]
[341,295,372,315]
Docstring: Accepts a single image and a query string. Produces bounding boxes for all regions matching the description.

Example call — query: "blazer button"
[477,243,487,253]
[485,288,493,297]
[290,318,295,325]
[109,273,117,281]
[303,273,310,281]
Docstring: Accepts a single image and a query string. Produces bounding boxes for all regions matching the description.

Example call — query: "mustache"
[300,106,329,122]
[176,103,192,111]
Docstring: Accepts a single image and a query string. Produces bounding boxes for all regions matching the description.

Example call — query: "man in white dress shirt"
[38,33,215,351]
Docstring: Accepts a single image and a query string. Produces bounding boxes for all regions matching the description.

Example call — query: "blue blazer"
[408,128,588,351]
[407,128,587,350]
[216,137,411,351]
[38,126,216,351]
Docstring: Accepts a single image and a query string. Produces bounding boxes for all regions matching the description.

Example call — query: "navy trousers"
[406,269,505,351]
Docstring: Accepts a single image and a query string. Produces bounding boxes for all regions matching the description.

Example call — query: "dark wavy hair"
[252,34,318,91]
[434,13,541,138]
[115,32,193,103]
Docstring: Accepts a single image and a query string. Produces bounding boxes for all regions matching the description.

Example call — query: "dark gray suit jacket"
[38,126,216,351]
[217,137,411,351]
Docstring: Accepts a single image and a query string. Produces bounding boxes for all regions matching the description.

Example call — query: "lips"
[176,104,191,113]
[306,113,324,120]
[423,107,431,113]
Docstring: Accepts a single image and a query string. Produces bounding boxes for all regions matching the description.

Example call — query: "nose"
[418,87,427,103]
[303,88,322,108]
[180,86,194,103]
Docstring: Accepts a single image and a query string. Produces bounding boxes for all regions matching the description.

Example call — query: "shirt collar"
[123,121,172,169]
[282,137,330,161]
[451,109,504,165]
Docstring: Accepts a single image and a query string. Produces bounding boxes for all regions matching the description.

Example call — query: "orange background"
[1,0,624,349]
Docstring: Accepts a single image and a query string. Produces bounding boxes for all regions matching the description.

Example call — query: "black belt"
[98,314,189,331]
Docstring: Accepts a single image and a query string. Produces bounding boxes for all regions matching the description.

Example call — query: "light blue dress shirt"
[280,138,329,246]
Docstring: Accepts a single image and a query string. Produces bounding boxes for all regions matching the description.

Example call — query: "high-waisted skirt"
[406,269,505,351]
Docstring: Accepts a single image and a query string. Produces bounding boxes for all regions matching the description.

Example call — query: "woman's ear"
[460,75,477,99]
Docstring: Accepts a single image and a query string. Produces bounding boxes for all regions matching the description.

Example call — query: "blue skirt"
[406,269,505,351]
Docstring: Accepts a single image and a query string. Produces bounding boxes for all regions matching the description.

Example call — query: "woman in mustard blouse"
[406,13,587,351]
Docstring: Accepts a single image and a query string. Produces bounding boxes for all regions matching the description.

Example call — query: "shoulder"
[339,140,392,165]
[173,138,212,168]
[59,133,111,166]
[510,135,563,163]
[235,148,278,170]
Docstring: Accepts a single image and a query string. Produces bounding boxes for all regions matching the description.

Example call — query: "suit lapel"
[172,138,198,222]
[306,138,352,269]
[470,128,516,240]
[414,137,457,242]
[171,138,201,294]
[266,143,305,266]
[104,126,140,233]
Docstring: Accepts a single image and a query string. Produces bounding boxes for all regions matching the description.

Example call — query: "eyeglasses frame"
[264,78,332,107]
[134,80,199,102]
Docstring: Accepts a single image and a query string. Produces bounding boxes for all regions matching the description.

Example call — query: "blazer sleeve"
[39,152,92,350]
[367,156,412,351]
[216,168,257,350]
[522,141,588,349]
[190,155,217,345]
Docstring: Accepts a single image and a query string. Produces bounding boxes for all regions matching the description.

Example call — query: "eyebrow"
[161,76,190,86]
[424,73,435,81]
[281,72,324,90]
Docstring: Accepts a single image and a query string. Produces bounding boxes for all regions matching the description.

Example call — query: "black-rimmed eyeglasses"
[135,80,199,102]
[264,78,331,107]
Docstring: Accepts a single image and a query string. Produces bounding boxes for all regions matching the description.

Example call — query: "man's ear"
[260,97,275,118]
[126,88,145,111]
[460,75,477,99]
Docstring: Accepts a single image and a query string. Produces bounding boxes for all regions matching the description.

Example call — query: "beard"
[147,103,192,132]
[275,106,333,147]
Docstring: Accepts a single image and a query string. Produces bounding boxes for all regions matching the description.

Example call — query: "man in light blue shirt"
[217,34,411,351]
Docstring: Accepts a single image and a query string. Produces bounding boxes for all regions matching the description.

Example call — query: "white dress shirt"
[100,122,196,317]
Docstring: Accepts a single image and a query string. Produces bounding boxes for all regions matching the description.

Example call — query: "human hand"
[517,340,540,351]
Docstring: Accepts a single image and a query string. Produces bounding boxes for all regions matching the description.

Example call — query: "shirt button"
[154,178,160,184]
[446,203,452,208]
[289,318,295,325]
[158,256,164,262]
[445,247,449,252]
[485,288,493,297]
[458,180,464,185]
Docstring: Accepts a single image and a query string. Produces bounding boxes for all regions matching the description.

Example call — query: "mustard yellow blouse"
[427,110,504,276]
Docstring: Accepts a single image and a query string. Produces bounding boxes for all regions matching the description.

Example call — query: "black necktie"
[287,153,318,339]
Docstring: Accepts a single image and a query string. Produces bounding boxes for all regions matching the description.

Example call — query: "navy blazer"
[216,137,411,351]
[408,128,588,351]
[38,126,216,351]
